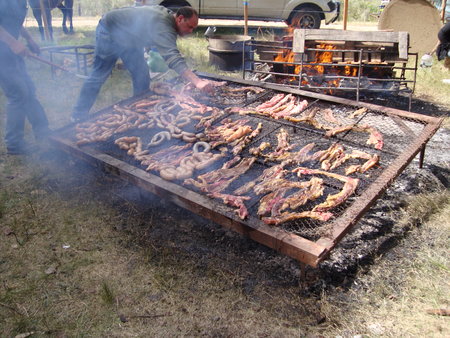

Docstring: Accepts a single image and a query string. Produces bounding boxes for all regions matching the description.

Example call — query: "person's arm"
[152,30,214,93]
[180,68,214,93]
[0,25,28,55]
[431,22,450,55]
[429,40,440,56]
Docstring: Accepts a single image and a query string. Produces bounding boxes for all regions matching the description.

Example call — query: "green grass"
[318,191,450,337]
[347,0,382,22]
[414,59,450,107]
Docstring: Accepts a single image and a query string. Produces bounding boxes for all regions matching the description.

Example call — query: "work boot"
[7,142,38,155]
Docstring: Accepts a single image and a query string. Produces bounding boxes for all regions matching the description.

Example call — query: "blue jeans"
[72,20,150,118]
[0,45,49,150]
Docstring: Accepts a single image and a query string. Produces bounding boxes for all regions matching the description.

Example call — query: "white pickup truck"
[144,0,341,29]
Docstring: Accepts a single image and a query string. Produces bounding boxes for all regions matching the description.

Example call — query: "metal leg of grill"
[299,262,307,286]
[419,146,425,169]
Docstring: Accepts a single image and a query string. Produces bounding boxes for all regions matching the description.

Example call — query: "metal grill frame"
[49,73,442,267]
[41,44,94,77]
[241,30,418,109]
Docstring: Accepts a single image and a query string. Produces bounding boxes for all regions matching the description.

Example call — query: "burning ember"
[245,28,414,99]
[274,43,360,89]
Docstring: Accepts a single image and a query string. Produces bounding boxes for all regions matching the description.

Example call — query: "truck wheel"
[289,6,321,29]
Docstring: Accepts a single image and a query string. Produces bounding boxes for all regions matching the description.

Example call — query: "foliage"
[409,56,450,107]
[347,0,381,22]
[75,0,134,16]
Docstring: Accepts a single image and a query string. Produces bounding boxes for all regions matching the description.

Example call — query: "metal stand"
[41,45,94,77]
[299,262,307,285]
[242,39,417,107]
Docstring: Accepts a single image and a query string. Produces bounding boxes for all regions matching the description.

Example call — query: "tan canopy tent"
[378,0,443,53]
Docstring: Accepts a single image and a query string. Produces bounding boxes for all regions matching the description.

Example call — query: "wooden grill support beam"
[293,29,410,60]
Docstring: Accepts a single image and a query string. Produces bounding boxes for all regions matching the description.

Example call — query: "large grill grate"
[49,74,442,267]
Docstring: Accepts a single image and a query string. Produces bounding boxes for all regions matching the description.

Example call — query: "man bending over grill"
[430,21,450,69]
[71,5,214,122]
[0,0,50,155]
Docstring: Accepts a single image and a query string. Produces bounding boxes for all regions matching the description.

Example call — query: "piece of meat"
[257,188,290,216]
[294,167,359,212]
[275,128,292,152]
[253,178,310,195]
[262,210,333,224]
[285,114,326,130]
[264,94,294,113]
[224,125,253,143]
[255,93,285,110]
[223,86,265,95]
[244,95,309,120]
[281,177,325,211]
[257,178,324,217]
[325,123,384,150]
[291,143,316,164]
[206,118,254,148]
[140,144,192,171]
[348,149,373,160]
[271,100,297,119]
[354,124,384,150]
[231,122,263,155]
[234,160,290,195]
[322,108,339,124]
[254,128,296,162]
[195,107,225,129]
[319,143,345,170]
[313,177,358,212]
[184,157,255,219]
[325,124,355,138]
[328,149,380,173]
[208,192,251,220]
[345,164,361,175]
[348,107,367,119]
[360,154,380,173]
[184,156,256,194]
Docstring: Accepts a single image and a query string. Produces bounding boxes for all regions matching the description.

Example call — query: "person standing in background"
[430,21,450,69]
[0,0,50,155]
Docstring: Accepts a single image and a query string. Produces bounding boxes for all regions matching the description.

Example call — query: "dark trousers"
[0,46,49,150]
[72,20,150,118]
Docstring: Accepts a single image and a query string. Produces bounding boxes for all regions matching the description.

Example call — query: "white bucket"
[420,54,433,67]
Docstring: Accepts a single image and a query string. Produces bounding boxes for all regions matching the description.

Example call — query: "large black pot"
[207,35,254,71]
